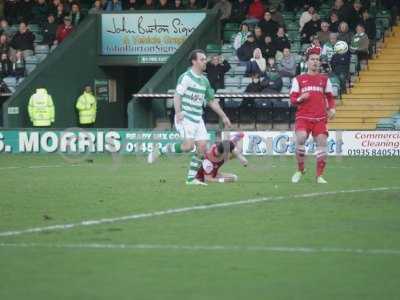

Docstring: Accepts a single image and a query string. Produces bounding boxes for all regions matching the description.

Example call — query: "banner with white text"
[0,129,216,154]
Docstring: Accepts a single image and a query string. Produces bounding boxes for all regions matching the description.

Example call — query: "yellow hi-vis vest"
[76,92,97,124]
[28,88,55,127]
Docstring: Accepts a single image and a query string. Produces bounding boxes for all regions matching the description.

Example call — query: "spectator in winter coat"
[331,50,350,92]
[329,12,340,33]
[237,33,258,63]
[259,35,277,59]
[258,11,279,38]
[348,0,363,31]
[10,21,35,59]
[274,27,291,52]
[70,3,85,25]
[41,13,58,46]
[301,13,320,44]
[206,54,231,91]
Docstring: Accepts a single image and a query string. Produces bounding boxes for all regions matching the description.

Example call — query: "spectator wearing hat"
[10,21,35,59]
[41,14,58,46]
[258,11,279,39]
[55,16,73,44]
[237,33,258,64]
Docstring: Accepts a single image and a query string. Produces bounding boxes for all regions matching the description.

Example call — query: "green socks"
[186,155,203,182]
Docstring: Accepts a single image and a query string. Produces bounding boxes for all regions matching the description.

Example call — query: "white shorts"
[175,117,209,141]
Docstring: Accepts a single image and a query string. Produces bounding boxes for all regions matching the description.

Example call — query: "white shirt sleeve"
[290,77,300,94]
[325,78,334,94]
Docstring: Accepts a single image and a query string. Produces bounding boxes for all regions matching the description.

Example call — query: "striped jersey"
[175,68,215,123]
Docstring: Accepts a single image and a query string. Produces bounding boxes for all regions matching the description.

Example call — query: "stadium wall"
[2,15,126,129]
[127,9,221,128]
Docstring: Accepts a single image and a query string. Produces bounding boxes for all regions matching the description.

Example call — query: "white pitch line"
[1,242,400,256]
[0,186,398,238]
[0,164,77,171]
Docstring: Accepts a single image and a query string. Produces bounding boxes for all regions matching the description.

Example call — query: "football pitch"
[0,154,399,300]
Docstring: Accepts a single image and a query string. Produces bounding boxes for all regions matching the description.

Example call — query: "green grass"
[0,154,399,300]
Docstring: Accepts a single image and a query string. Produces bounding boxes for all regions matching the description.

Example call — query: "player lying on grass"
[196,138,248,183]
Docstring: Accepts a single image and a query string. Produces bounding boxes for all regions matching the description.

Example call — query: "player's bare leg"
[292,130,308,183]
[315,134,328,183]
[186,140,207,185]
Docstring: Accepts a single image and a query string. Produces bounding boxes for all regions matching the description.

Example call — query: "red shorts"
[295,118,328,137]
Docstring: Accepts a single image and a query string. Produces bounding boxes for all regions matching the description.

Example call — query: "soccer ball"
[334,41,348,54]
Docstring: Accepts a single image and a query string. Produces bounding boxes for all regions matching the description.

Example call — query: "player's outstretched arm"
[208,99,231,128]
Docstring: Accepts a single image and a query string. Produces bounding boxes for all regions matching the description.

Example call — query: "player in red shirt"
[196,133,248,183]
[289,47,336,184]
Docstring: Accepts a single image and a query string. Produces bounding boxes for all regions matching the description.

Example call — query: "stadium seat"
[254,99,273,126]
[35,44,50,54]
[224,76,241,88]
[271,100,290,128]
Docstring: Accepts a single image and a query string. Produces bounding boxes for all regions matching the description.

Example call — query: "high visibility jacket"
[28,88,55,127]
[76,92,97,124]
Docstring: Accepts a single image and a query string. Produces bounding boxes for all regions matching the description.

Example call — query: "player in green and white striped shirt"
[148,49,231,186]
